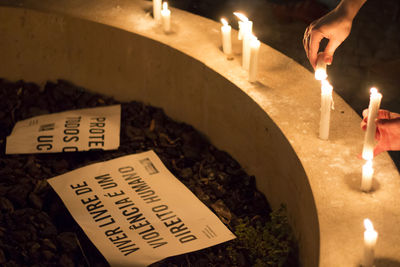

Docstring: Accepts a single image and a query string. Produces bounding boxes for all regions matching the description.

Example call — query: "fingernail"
[326,56,333,65]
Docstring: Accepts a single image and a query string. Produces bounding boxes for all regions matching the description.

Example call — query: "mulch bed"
[0,79,298,267]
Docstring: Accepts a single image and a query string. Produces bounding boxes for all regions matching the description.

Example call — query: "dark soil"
[0,79,298,267]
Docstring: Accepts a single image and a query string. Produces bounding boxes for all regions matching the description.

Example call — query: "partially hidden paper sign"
[6,105,120,154]
[47,150,236,267]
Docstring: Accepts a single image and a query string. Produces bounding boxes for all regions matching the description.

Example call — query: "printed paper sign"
[6,105,120,154]
[47,150,236,267]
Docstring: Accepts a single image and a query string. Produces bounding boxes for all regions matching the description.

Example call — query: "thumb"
[323,39,341,65]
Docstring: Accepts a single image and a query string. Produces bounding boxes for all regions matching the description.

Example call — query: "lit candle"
[161,2,171,33]
[319,80,333,140]
[361,160,374,192]
[363,219,378,267]
[234,12,253,70]
[220,18,232,55]
[238,21,243,40]
[362,88,382,160]
[153,0,162,21]
[315,56,327,81]
[249,35,260,83]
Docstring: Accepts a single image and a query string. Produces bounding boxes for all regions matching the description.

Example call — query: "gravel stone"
[28,193,43,209]
[57,232,78,252]
[0,247,6,264]
[0,197,14,213]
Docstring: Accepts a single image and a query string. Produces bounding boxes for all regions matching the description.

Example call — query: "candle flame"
[250,34,260,47]
[221,18,228,26]
[363,160,374,177]
[234,12,249,22]
[364,159,373,169]
[362,151,373,161]
[370,87,382,99]
[315,68,327,81]
[162,2,168,10]
[364,219,374,231]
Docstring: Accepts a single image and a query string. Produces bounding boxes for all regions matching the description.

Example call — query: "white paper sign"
[48,150,236,267]
[6,105,121,154]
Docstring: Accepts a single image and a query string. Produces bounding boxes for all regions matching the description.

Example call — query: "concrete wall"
[0,1,399,266]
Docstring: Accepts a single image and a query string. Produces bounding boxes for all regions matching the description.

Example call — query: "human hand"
[303,6,353,69]
[361,109,400,156]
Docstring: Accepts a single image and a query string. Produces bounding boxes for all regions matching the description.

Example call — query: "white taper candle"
[361,160,374,192]
[234,12,253,70]
[238,21,243,40]
[319,80,333,140]
[220,18,232,55]
[362,88,382,160]
[242,23,252,70]
[363,219,378,267]
[161,2,171,33]
[153,0,162,21]
[249,35,260,83]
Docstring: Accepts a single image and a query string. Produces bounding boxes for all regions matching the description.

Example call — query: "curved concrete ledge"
[0,1,399,266]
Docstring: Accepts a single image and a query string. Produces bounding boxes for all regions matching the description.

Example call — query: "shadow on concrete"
[251,80,267,89]
[343,173,381,193]
[142,6,152,15]
[374,258,400,267]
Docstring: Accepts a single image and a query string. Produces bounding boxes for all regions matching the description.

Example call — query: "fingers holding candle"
[372,118,400,156]
[361,110,400,156]
[361,109,390,133]
[309,30,324,69]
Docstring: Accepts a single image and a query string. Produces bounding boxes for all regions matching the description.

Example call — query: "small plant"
[227,205,298,267]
